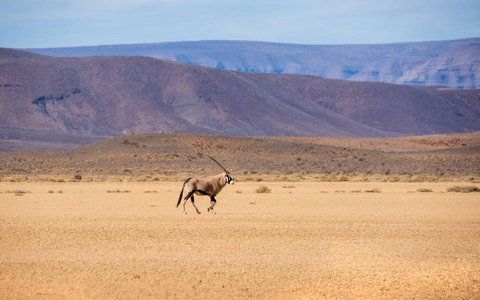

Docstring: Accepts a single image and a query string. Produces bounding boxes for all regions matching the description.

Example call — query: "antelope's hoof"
[196,211,201,214]
[183,211,187,215]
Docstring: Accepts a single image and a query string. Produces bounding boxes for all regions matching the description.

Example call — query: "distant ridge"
[1,47,480,153]
[24,38,480,89]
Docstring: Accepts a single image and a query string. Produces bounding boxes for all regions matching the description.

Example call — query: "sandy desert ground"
[1,181,479,299]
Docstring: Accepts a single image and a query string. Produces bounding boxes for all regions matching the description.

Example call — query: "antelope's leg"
[182,191,193,214]
[190,195,201,214]
[208,196,217,214]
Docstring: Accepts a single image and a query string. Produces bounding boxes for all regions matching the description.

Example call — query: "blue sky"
[1,0,479,48]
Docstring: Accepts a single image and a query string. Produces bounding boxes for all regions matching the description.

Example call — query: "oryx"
[176,156,234,214]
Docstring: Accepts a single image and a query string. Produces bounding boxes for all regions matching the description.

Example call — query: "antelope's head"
[209,156,234,185]
[225,172,234,185]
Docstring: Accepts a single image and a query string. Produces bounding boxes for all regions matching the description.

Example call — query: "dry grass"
[4,189,31,196]
[447,185,480,193]
[364,188,382,193]
[1,173,479,184]
[107,189,131,193]
[255,185,271,193]
[417,188,434,193]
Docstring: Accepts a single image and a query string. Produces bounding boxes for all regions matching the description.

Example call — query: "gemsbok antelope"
[176,156,234,214]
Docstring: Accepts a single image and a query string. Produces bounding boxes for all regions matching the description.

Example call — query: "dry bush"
[417,188,433,193]
[409,175,439,183]
[8,175,28,182]
[447,185,480,193]
[351,176,369,182]
[244,176,263,182]
[365,188,381,193]
[5,190,30,196]
[255,185,271,193]
[464,177,480,183]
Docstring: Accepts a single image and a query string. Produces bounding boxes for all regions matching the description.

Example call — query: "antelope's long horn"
[208,156,228,173]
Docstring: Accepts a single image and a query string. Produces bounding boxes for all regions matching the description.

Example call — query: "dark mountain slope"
[1,48,480,153]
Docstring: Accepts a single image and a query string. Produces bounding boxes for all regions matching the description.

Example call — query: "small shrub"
[9,175,28,182]
[6,190,30,196]
[390,176,401,182]
[417,188,433,193]
[255,185,271,193]
[74,174,82,181]
[365,188,381,193]
[447,185,480,193]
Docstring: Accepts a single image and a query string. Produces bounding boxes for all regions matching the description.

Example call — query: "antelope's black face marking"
[226,173,234,185]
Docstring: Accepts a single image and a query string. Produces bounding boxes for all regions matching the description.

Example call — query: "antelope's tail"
[176,184,184,208]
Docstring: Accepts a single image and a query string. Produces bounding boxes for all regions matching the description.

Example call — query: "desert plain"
[1,180,479,299]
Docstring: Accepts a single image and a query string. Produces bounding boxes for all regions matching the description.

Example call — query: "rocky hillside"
[1,133,479,178]
[24,38,480,89]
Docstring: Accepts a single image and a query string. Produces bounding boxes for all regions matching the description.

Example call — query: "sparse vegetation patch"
[447,185,480,193]
[417,188,433,193]
[5,190,31,196]
[255,185,271,193]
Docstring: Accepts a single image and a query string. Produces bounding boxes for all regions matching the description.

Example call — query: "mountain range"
[24,38,480,89]
[1,47,480,153]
